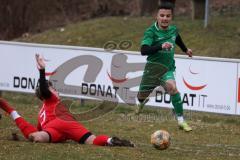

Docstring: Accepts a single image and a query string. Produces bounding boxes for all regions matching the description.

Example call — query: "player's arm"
[141,28,173,55]
[35,54,52,99]
[141,44,162,56]
[176,34,192,57]
[141,29,162,56]
[141,43,174,56]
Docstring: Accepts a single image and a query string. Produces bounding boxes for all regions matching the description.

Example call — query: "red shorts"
[42,119,91,143]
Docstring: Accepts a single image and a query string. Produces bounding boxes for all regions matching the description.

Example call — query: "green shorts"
[161,70,175,82]
[139,62,175,93]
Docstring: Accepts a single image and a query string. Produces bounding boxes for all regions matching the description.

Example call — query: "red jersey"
[37,92,75,130]
[38,92,60,128]
[36,69,91,143]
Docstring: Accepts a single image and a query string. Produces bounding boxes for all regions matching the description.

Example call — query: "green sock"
[171,93,183,117]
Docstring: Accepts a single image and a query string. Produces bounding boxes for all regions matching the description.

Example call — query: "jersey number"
[39,110,46,126]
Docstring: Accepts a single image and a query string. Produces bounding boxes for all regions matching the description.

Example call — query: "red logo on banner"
[107,72,128,83]
[183,64,207,91]
[183,78,207,90]
[238,79,240,103]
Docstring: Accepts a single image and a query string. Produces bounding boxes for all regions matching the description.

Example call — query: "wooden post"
[192,0,206,20]
[140,0,159,16]
[81,99,85,106]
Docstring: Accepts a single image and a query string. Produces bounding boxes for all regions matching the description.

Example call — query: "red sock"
[15,117,37,139]
[93,135,109,146]
[0,98,14,114]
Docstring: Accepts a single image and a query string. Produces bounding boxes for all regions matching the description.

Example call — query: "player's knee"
[169,87,178,95]
[137,93,144,103]
[29,131,50,143]
[85,135,96,145]
[137,97,145,103]
[137,91,150,103]
[166,84,177,95]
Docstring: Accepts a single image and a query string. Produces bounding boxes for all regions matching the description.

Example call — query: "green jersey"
[141,22,178,71]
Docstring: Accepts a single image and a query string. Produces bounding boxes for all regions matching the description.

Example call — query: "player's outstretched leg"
[137,98,149,114]
[0,98,38,139]
[86,134,134,147]
[0,98,14,114]
[171,93,192,132]
[136,91,151,114]
[108,137,135,147]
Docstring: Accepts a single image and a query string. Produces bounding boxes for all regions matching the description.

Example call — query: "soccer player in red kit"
[0,54,134,147]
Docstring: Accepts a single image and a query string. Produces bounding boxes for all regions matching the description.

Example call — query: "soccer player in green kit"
[137,3,193,131]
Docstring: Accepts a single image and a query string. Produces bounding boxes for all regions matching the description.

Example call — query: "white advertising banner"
[237,63,240,115]
[0,42,146,103]
[147,59,238,115]
[0,41,239,115]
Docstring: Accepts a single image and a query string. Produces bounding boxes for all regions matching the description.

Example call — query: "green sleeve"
[141,28,154,46]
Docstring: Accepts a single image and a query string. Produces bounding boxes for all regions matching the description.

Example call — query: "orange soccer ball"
[150,130,171,150]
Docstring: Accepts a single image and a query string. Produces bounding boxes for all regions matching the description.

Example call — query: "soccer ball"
[150,130,170,150]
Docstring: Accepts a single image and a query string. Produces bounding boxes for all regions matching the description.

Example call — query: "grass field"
[1,92,240,160]
[1,15,240,160]
[18,16,240,58]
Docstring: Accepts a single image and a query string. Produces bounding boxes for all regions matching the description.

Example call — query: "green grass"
[17,16,240,58]
[1,92,240,160]
[2,15,240,159]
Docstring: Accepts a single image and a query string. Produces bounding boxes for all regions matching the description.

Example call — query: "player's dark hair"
[35,80,53,100]
[158,2,174,12]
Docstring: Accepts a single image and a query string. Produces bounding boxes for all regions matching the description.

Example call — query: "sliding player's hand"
[35,54,46,70]
[186,48,193,57]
